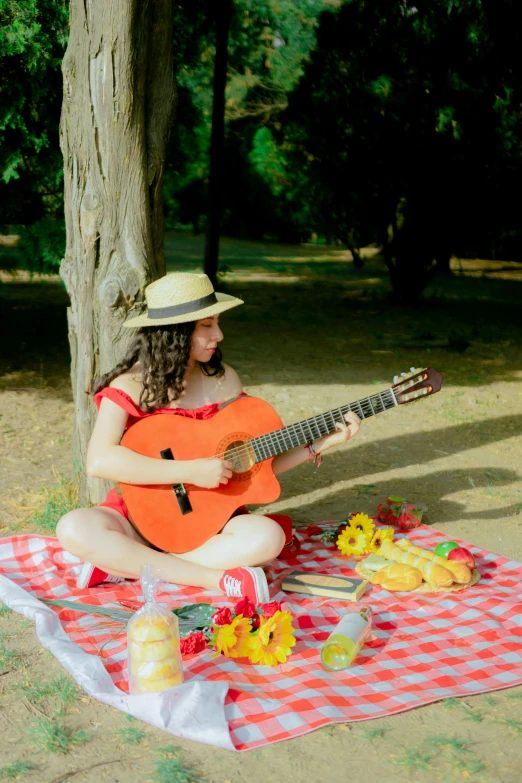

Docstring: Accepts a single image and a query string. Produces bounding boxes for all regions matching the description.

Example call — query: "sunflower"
[349,513,375,540]
[248,611,296,667]
[369,526,394,553]
[211,615,252,658]
[336,524,368,556]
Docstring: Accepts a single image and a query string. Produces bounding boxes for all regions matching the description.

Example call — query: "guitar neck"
[249,387,398,463]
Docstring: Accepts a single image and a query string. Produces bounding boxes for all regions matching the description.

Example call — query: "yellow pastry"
[133,672,184,694]
[380,540,453,586]
[128,611,184,693]
[395,539,471,584]
[129,638,178,662]
[129,617,176,643]
[130,657,181,682]
[371,563,423,591]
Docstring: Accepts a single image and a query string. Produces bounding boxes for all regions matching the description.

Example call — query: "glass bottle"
[320,606,372,671]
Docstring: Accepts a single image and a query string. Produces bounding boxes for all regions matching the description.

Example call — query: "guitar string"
[216,375,431,467]
[210,388,400,467]
[215,389,397,465]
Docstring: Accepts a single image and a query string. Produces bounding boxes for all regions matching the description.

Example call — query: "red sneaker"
[77,562,125,589]
[219,567,270,603]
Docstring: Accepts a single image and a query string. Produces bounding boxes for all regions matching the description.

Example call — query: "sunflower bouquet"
[208,597,296,666]
[336,513,394,558]
[44,595,297,667]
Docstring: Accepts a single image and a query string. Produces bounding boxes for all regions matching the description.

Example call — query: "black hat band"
[147,292,218,319]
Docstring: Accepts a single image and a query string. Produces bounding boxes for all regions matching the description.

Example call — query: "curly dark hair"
[91,323,225,411]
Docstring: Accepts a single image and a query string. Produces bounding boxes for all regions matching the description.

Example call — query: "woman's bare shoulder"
[218,363,243,398]
[109,363,143,405]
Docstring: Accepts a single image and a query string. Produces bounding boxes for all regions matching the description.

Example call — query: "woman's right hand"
[186,457,233,488]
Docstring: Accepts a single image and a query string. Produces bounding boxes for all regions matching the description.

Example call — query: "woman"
[57,273,361,602]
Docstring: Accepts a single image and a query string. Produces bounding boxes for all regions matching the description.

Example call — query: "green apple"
[435,541,459,558]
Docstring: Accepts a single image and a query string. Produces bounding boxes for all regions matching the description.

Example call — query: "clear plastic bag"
[127,566,184,694]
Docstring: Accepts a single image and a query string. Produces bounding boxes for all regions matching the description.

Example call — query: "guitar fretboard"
[249,388,398,463]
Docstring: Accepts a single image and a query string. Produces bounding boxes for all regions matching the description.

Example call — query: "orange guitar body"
[119,396,284,554]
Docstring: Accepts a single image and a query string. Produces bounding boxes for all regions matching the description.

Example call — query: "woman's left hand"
[316,411,361,453]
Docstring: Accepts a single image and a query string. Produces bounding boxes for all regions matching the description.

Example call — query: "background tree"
[257,0,522,299]
[59,0,176,504]
[165,0,336,242]
[204,0,232,284]
[2,0,522,302]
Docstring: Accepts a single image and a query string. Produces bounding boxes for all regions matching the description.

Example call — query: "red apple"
[447,546,475,569]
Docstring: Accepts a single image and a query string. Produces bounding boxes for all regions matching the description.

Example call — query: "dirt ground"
[1,235,522,782]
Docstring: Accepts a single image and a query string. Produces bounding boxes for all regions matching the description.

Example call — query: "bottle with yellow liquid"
[320,606,372,671]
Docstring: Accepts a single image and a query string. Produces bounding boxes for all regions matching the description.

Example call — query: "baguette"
[371,563,423,591]
[380,540,454,586]
[396,539,471,584]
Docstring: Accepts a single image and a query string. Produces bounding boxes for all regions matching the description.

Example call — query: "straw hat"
[123,273,243,328]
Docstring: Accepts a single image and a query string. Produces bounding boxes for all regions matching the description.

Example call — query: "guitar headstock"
[392,367,443,404]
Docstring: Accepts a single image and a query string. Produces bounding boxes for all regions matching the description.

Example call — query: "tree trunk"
[59,0,176,505]
[204,0,232,286]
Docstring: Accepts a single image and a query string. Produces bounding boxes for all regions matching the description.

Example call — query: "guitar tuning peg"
[393,375,399,383]
[409,367,416,373]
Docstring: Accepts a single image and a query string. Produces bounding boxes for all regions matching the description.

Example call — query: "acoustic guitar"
[120,367,442,553]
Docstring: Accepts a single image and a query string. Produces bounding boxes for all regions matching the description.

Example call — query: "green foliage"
[0,761,38,781]
[165,0,333,238]
[23,475,79,535]
[115,715,147,745]
[0,638,23,671]
[3,0,522,292]
[15,674,80,715]
[0,0,67,231]
[268,0,522,297]
[392,748,434,771]
[249,127,287,195]
[360,726,386,740]
[424,734,472,753]
[16,214,65,273]
[26,716,90,754]
[152,745,204,783]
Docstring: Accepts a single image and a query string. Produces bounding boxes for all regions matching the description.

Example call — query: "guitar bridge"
[160,448,193,515]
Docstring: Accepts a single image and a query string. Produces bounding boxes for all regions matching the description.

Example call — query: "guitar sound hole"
[224,441,254,474]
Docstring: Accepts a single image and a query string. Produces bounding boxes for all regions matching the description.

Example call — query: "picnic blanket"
[1,523,522,751]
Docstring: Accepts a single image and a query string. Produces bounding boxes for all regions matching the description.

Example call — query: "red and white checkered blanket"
[1,524,522,751]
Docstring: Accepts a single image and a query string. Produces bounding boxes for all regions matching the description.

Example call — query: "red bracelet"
[306,442,322,468]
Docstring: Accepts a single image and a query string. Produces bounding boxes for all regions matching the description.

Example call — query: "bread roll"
[362,554,396,571]
[130,657,180,681]
[396,539,471,584]
[371,563,423,591]
[380,540,454,586]
[129,617,175,643]
[133,672,184,694]
[128,613,183,693]
[129,638,178,663]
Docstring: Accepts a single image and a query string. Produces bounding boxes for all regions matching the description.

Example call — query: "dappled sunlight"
[1,235,522,557]
[452,257,522,282]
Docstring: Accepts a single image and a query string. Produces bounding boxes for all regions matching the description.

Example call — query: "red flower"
[212,606,233,625]
[180,631,207,655]
[251,613,261,630]
[262,600,282,618]
[234,596,256,619]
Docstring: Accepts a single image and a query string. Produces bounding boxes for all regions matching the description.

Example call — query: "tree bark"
[204,0,232,286]
[59,0,176,504]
